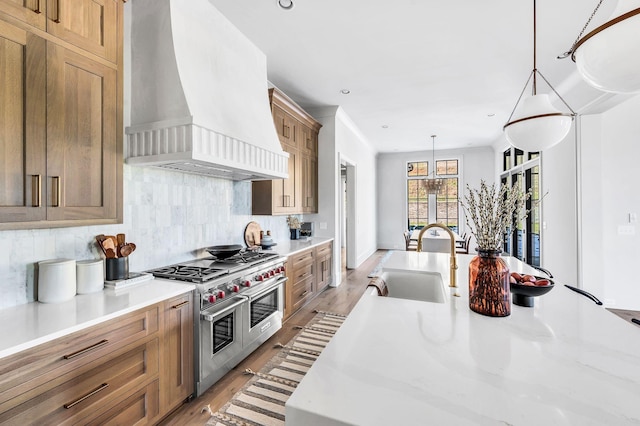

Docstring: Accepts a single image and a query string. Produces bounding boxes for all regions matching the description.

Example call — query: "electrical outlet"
[629,213,637,223]
[618,225,635,236]
[604,298,616,306]
[319,222,327,230]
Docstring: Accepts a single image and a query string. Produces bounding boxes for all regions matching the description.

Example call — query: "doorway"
[340,157,356,281]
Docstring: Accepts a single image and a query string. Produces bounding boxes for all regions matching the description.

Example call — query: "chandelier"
[503,0,576,152]
[422,135,444,194]
[558,0,640,93]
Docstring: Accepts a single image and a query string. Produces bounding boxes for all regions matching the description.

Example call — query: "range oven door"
[198,296,246,396]
[242,275,286,352]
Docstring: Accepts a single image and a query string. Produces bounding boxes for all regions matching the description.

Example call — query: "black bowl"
[205,244,244,259]
[510,275,554,307]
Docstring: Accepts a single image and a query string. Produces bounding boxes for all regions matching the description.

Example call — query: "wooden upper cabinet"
[0,0,47,31]
[272,104,297,149]
[0,21,47,223]
[252,88,321,215]
[0,0,123,229]
[301,153,317,213]
[46,42,117,221]
[46,0,118,62]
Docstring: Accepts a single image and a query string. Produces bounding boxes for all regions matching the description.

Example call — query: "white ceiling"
[208,0,618,152]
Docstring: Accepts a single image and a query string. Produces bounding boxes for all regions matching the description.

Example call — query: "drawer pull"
[172,300,189,309]
[52,176,61,207]
[34,0,41,13]
[63,339,109,359]
[301,291,308,297]
[64,383,109,409]
[32,174,41,207]
[53,0,61,23]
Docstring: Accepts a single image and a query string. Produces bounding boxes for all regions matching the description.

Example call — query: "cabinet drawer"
[291,275,314,312]
[290,249,314,270]
[0,338,159,425]
[315,242,332,257]
[0,304,159,405]
[293,263,313,284]
[85,379,159,426]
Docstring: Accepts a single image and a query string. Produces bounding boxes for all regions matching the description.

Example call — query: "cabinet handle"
[64,383,109,409]
[34,0,41,14]
[301,291,308,297]
[53,0,61,23]
[52,176,61,207]
[32,175,41,207]
[63,339,109,359]
[172,300,189,309]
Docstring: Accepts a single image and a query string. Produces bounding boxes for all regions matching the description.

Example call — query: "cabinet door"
[46,42,117,221]
[299,124,317,155]
[272,105,296,149]
[0,22,46,223]
[161,293,194,412]
[45,0,118,62]
[301,154,317,213]
[271,146,297,214]
[0,0,46,30]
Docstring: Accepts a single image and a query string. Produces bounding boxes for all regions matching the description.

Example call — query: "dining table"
[410,228,464,253]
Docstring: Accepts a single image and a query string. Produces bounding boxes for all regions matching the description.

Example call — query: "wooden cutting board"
[244,221,262,248]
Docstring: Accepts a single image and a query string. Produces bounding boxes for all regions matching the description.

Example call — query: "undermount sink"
[376,269,446,303]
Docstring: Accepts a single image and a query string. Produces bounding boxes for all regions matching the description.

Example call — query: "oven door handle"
[201,297,246,322]
[245,276,287,301]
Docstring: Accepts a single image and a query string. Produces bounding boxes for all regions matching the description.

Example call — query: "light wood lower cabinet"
[315,241,333,293]
[160,292,194,414]
[284,241,334,320]
[0,293,194,425]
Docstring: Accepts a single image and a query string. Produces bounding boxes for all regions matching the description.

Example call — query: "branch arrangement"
[459,180,531,251]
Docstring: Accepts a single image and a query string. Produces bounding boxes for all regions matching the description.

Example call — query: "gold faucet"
[416,223,458,289]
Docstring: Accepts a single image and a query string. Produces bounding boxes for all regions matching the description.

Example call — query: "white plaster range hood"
[125,0,288,180]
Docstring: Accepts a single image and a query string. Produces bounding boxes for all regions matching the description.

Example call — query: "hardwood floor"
[159,249,387,426]
[608,308,640,327]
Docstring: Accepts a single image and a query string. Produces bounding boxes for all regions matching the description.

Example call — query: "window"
[501,148,542,266]
[407,159,459,232]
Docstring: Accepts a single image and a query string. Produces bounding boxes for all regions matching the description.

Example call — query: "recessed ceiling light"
[340,89,351,95]
[381,125,389,129]
[487,113,496,117]
[277,0,294,10]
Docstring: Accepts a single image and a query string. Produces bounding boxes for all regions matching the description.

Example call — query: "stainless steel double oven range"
[148,250,287,396]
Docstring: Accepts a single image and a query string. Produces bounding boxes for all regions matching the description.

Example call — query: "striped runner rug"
[206,311,346,426]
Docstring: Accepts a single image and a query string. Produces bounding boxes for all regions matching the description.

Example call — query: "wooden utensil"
[120,243,134,257]
[116,233,125,256]
[102,236,116,255]
[95,234,108,255]
[105,248,117,258]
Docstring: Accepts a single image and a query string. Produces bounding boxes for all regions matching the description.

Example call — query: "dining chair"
[404,231,417,251]
[455,232,467,249]
[456,234,471,254]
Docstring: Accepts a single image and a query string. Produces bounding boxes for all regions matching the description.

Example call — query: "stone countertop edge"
[0,279,194,360]
[285,251,640,426]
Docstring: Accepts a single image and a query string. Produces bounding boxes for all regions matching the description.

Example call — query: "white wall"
[377,146,494,250]
[308,106,378,279]
[581,95,640,309]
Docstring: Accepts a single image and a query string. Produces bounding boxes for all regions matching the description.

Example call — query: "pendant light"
[558,0,640,93]
[422,135,444,195]
[503,0,575,152]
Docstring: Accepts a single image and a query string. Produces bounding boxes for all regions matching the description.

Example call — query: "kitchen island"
[286,251,640,425]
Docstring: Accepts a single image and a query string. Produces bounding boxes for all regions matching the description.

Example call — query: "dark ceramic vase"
[289,228,300,240]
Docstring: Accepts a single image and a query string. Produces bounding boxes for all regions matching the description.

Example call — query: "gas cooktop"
[148,250,281,283]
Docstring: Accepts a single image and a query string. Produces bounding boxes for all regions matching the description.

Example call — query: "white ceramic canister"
[38,258,77,303]
[76,259,104,294]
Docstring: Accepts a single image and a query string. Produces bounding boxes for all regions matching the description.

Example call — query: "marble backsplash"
[0,165,291,309]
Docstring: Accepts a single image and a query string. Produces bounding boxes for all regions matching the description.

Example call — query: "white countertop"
[0,278,194,359]
[286,251,640,425]
[271,237,333,257]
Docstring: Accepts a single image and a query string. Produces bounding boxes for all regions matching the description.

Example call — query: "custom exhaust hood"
[125,0,289,180]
